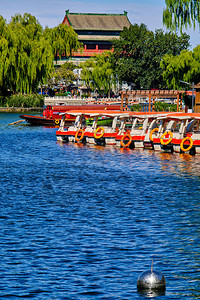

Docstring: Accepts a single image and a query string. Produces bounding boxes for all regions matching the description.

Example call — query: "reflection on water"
[0,113,200,300]
[158,151,200,177]
[59,140,200,177]
[137,289,166,298]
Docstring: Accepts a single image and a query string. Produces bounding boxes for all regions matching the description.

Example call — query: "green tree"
[112,24,189,89]
[163,0,200,31]
[160,45,200,89]
[0,13,54,94]
[80,52,115,96]
[44,24,82,63]
[0,13,82,96]
[51,62,76,86]
[0,16,11,95]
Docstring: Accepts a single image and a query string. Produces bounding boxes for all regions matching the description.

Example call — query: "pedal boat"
[84,112,124,146]
[114,114,132,148]
[56,112,86,143]
[56,109,126,145]
[129,114,163,149]
[178,115,200,154]
[143,114,167,149]
[115,113,161,149]
[151,113,193,153]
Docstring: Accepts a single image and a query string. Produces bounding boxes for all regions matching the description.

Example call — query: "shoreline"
[0,107,43,112]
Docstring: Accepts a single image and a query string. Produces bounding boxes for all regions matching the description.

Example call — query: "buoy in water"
[137,260,166,292]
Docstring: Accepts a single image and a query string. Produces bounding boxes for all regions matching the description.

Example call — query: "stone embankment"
[0,107,43,112]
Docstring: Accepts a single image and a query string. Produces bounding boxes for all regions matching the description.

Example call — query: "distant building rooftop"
[60,10,131,62]
[63,10,131,31]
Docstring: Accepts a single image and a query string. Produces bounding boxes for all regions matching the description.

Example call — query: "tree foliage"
[0,13,52,94]
[112,24,190,89]
[160,45,200,89]
[80,52,115,96]
[51,62,76,85]
[0,13,81,95]
[163,0,200,31]
[44,24,81,63]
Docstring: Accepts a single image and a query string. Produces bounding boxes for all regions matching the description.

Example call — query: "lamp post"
[192,82,195,112]
[180,80,195,112]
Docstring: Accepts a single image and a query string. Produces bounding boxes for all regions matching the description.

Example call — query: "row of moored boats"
[56,110,200,155]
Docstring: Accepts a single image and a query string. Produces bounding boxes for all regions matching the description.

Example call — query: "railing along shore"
[44,96,121,106]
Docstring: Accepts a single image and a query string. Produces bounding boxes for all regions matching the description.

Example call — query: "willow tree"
[9,14,54,94]
[0,13,81,95]
[163,0,200,31]
[80,52,115,97]
[44,24,82,63]
[160,45,200,89]
[0,16,12,94]
[0,13,54,94]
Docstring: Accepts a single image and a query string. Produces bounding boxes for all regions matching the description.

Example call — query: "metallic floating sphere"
[137,270,166,291]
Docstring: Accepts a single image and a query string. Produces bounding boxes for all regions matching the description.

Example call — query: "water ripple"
[0,113,199,299]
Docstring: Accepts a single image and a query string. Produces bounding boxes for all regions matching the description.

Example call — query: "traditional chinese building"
[62,10,131,63]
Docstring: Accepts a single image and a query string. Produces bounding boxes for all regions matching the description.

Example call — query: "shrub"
[130,102,177,112]
[155,101,176,112]
[130,104,141,111]
[5,94,44,108]
[0,96,6,107]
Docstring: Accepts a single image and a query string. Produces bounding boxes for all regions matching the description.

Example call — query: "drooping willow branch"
[163,0,200,31]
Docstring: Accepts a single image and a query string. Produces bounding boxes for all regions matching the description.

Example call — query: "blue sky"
[1,0,199,49]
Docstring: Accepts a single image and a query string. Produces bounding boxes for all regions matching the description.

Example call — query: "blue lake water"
[0,112,200,299]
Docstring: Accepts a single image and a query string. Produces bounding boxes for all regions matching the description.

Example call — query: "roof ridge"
[65,10,128,17]
[63,10,131,31]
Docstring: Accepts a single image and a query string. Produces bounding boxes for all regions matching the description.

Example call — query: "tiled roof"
[63,11,131,31]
